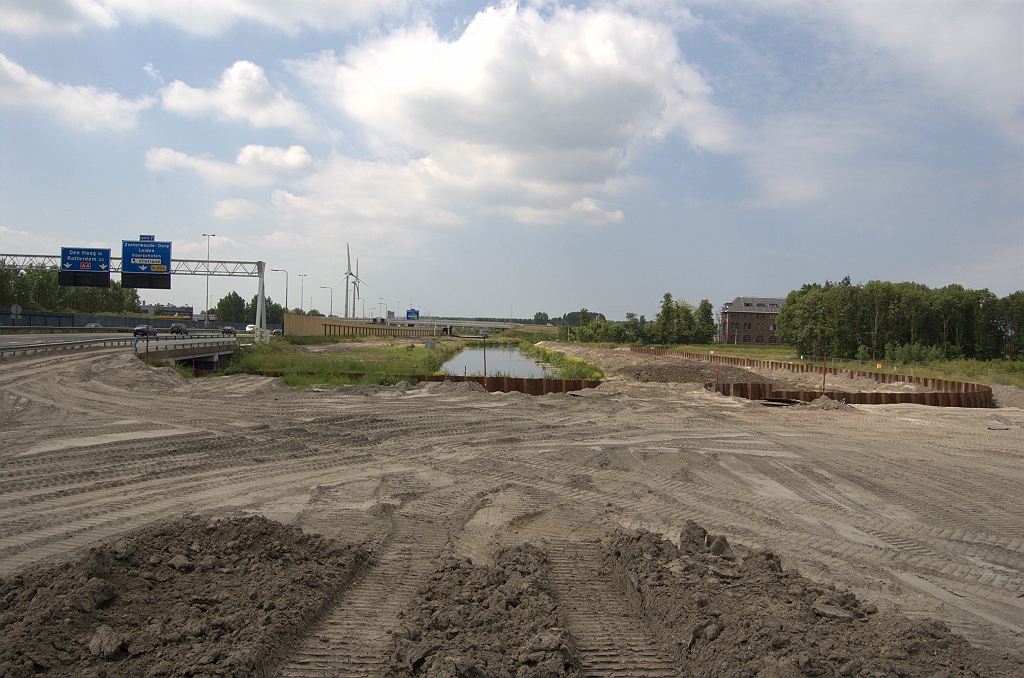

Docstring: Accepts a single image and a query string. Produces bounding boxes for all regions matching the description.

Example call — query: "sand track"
[1,348,1022,674]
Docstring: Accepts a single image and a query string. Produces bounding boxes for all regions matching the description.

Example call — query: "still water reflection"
[441,348,554,378]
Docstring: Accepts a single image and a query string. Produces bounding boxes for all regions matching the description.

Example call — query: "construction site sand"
[1,347,1023,676]
[537,343,940,393]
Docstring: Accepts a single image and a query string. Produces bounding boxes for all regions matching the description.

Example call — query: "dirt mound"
[385,544,579,678]
[604,525,1020,677]
[414,380,489,394]
[75,353,188,392]
[536,343,769,385]
[990,383,1024,409]
[809,395,854,410]
[0,515,368,678]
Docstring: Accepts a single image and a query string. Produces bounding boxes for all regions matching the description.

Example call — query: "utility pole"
[202,233,215,327]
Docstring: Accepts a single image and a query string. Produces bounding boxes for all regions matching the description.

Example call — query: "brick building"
[718,296,785,345]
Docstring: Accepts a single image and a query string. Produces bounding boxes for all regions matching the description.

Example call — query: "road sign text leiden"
[58,247,111,287]
[121,240,171,289]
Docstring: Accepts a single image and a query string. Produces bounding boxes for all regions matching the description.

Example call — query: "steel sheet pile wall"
[630,347,992,408]
[249,371,602,395]
[707,383,991,407]
[416,375,602,395]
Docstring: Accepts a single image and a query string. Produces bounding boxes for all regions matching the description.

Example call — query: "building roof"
[721,296,785,312]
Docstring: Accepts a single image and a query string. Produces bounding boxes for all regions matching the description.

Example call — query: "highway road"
[0,331,240,347]
[0,332,127,347]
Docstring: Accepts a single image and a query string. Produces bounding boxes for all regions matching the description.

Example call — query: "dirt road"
[2,348,1022,674]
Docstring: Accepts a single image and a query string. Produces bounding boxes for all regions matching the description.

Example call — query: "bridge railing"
[1,335,238,358]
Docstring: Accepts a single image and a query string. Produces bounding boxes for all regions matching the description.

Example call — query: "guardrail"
[1,335,238,358]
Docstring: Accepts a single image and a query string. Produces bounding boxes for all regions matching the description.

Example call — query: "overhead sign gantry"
[121,237,172,289]
[59,248,111,288]
[1,245,271,343]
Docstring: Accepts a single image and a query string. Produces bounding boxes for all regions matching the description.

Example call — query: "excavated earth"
[1,347,1023,678]
[0,516,367,677]
[536,343,947,394]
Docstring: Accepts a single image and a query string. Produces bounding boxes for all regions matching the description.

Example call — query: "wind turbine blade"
[347,243,351,272]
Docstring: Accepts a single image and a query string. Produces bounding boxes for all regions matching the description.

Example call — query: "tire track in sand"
[547,540,679,677]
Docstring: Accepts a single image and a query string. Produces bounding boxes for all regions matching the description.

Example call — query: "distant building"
[142,303,194,320]
[718,296,785,345]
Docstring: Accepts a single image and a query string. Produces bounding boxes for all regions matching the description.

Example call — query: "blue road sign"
[406,309,420,320]
[122,240,171,273]
[61,247,111,272]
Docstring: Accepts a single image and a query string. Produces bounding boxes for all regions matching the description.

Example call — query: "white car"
[245,324,256,332]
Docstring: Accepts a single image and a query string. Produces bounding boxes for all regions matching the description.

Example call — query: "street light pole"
[298,274,307,313]
[271,268,288,312]
[202,233,215,327]
[320,286,333,317]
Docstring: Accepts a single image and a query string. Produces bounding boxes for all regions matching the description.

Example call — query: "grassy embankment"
[193,335,602,389]
[216,339,462,389]
[498,325,1023,387]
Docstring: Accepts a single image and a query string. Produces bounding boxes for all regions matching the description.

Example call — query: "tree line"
[538,293,717,345]
[0,266,141,315]
[213,291,299,325]
[777,278,1024,361]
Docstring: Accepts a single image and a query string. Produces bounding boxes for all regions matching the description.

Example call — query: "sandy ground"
[2,348,1023,675]
[538,343,943,393]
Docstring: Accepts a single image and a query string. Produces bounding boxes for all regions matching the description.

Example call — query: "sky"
[1,0,1021,321]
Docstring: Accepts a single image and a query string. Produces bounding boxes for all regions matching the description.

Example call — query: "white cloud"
[831,0,1023,141]
[0,226,63,253]
[694,0,1023,142]
[274,3,733,228]
[1,0,412,36]
[0,0,116,36]
[0,53,153,131]
[161,61,315,133]
[144,145,313,186]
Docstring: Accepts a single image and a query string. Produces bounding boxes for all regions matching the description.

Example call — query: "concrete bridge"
[0,333,238,369]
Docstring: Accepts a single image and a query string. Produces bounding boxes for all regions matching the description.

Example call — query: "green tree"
[0,265,140,314]
[693,299,716,344]
[245,294,284,325]
[533,311,549,324]
[215,291,247,323]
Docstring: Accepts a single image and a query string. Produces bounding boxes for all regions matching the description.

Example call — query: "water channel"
[441,347,554,378]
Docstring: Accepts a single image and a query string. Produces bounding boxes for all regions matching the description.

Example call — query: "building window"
[756,323,763,331]
[768,336,777,344]
[743,335,751,343]
[757,313,764,319]
[743,322,751,330]
[731,322,738,329]
[756,335,764,344]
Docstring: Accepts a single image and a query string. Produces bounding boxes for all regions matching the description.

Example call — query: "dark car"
[169,323,189,335]
[220,326,237,336]
[133,324,157,337]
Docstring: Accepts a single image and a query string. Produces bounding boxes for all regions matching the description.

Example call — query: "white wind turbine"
[351,258,364,318]
[341,244,354,318]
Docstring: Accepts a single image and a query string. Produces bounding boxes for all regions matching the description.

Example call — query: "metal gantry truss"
[1,254,270,343]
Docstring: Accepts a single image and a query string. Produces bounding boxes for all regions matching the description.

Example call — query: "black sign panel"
[58,271,111,288]
[121,272,171,289]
